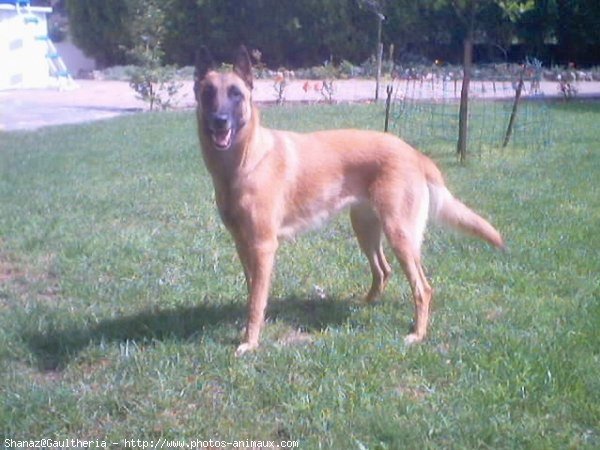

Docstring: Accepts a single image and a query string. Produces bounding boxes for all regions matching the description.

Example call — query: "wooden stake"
[384,84,393,132]
[503,66,526,148]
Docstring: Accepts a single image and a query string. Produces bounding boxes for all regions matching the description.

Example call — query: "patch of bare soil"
[0,246,60,304]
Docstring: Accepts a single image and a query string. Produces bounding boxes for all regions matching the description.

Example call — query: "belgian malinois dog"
[195,47,504,356]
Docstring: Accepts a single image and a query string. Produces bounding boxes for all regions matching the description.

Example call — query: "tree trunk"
[375,15,383,101]
[457,35,473,164]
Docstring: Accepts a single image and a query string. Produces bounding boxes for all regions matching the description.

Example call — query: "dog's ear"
[195,46,215,80]
[194,47,214,102]
[233,45,253,90]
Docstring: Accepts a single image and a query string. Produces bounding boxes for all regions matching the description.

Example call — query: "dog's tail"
[424,157,505,250]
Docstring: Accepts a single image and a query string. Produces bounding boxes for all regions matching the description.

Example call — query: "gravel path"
[1,79,599,131]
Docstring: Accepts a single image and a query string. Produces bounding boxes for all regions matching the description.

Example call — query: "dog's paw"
[403,333,424,346]
[235,342,258,357]
[363,294,380,305]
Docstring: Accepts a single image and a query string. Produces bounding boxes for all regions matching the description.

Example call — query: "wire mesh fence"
[387,70,555,155]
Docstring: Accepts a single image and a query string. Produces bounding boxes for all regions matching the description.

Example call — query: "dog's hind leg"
[384,226,433,344]
[350,204,392,303]
[380,188,433,344]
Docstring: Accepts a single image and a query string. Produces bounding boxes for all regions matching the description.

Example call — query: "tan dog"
[194,47,504,356]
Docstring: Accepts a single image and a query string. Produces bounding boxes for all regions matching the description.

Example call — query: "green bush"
[127,65,182,111]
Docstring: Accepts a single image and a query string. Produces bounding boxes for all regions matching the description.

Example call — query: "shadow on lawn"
[23,296,354,371]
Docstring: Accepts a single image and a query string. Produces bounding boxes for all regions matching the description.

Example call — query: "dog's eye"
[201,84,216,102]
[228,86,243,101]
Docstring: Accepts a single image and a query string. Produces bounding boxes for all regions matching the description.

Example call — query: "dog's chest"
[215,185,253,231]
[215,172,276,232]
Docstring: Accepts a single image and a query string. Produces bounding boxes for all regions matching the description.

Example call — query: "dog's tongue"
[213,129,232,149]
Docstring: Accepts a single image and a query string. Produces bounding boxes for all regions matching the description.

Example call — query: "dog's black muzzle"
[209,113,234,150]
[212,113,231,132]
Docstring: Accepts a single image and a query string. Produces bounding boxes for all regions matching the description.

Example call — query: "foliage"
[128,66,182,111]
[67,0,600,68]
[553,0,600,64]
[557,65,579,100]
[1,103,599,445]
[320,80,336,103]
[273,73,289,105]
[66,0,132,66]
[125,0,181,110]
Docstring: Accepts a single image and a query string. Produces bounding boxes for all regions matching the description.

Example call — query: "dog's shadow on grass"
[23,296,354,371]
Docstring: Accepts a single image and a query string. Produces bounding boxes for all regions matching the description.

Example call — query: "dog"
[194,46,504,356]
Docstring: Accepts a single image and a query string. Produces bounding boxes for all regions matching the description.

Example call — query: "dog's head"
[194,46,254,151]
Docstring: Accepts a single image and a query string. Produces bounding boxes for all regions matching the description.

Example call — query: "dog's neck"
[236,105,265,171]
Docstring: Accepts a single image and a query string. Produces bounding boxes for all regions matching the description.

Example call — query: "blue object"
[0,1,31,6]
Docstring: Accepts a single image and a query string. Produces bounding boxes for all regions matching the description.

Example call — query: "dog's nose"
[212,114,230,130]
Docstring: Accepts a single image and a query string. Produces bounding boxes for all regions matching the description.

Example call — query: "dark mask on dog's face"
[194,46,254,151]
[197,73,252,151]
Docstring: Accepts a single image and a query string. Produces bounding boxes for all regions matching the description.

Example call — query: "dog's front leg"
[235,238,278,356]
[233,237,252,294]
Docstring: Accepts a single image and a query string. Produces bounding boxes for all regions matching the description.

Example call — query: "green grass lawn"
[0,101,598,448]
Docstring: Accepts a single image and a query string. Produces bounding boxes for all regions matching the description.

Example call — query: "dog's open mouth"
[212,128,233,150]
